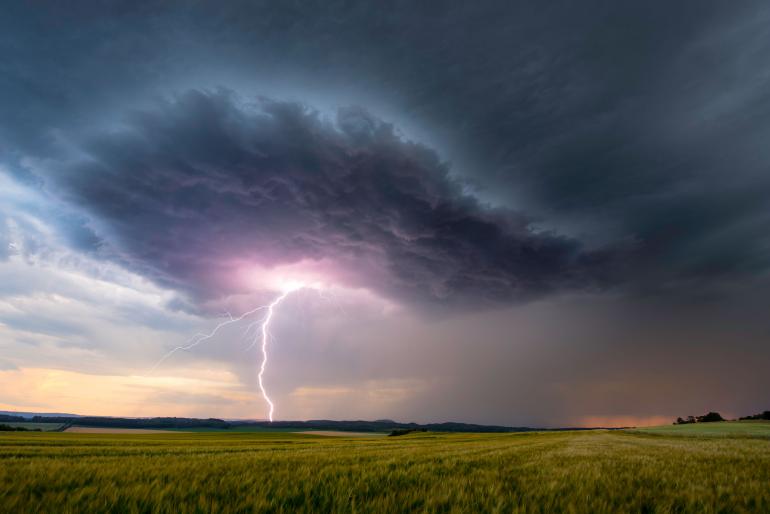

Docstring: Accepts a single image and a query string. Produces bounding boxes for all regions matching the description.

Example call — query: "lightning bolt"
[149,285,305,422]
[147,303,270,374]
[254,288,296,422]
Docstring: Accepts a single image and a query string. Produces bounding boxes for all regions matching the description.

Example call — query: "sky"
[1,1,769,427]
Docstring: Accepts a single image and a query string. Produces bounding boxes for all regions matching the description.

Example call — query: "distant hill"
[0,411,538,432]
[230,419,535,433]
[24,416,231,430]
[0,410,82,419]
[0,414,26,423]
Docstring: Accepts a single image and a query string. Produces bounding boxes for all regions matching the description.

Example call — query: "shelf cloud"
[44,90,618,310]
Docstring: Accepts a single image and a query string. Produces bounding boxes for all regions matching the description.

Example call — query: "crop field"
[632,420,770,438]
[1,423,769,513]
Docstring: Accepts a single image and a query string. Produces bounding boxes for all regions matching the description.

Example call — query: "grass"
[1,425,769,513]
[631,420,770,438]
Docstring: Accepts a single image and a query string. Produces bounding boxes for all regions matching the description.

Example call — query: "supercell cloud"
[1,0,769,425]
[44,90,614,310]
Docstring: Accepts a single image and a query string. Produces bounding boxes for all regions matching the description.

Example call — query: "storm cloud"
[3,0,769,304]
[2,1,770,424]
[45,90,614,309]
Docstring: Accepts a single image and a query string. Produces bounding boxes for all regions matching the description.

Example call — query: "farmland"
[1,423,769,513]
[632,420,770,438]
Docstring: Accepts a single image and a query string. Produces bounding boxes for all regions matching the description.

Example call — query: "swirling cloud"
[43,90,616,310]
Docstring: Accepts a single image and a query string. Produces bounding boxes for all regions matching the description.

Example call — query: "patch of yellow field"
[1,430,768,512]
[293,430,386,437]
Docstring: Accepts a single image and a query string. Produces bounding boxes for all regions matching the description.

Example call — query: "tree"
[739,410,770,420]
[696,412,724,423]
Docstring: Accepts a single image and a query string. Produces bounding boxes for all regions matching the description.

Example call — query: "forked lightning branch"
[149,283,309,422]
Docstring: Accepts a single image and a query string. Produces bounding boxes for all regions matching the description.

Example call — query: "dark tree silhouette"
[674,412,724,424]
[739,410,770,421]
[696,412,725,423]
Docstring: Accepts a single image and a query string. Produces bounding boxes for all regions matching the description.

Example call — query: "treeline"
[8,416,531,433]
[2,414,633,433]
[389,428,428,437]
[739,410,770,421]
[674,412,725,424]
[674,410,770,424]
[30,416,230,429]
[0,424,40,432]
[229,420,532,433]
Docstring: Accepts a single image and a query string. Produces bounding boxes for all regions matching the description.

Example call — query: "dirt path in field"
[293,431,387,437]
[64,427,185,434]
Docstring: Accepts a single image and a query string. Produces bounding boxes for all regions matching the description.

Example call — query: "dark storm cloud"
[1,0,770,425]
[2,0,769,299]
[45,90,615,308]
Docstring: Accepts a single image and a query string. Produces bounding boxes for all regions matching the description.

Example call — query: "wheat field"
[2,425,769,513]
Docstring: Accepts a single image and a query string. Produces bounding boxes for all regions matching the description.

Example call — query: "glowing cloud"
[36,90,615,314]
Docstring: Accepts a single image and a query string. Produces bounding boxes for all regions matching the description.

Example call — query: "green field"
[632,420,770,438]
[1,424,769,513]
